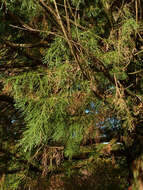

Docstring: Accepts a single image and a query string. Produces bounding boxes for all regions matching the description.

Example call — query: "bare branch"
[1,40,49,48]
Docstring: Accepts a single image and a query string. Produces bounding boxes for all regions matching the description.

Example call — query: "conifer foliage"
[0,0,143,189]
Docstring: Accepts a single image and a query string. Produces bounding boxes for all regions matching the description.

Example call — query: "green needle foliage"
[0,0,143,189]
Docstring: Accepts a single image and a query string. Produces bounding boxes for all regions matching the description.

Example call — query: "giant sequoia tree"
[0,0,143,189]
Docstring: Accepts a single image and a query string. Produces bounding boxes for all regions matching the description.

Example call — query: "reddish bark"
[128,185,132,190]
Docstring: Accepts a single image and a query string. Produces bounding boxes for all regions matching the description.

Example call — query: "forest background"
[0,0,143,189]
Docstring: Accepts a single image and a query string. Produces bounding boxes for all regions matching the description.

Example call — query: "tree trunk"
[131,154,143,190]
[127,136,143,190]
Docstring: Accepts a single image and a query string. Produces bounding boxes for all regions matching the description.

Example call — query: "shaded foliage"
[0,0,143,189]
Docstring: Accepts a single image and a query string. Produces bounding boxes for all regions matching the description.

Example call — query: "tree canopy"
[0,0,143,189]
